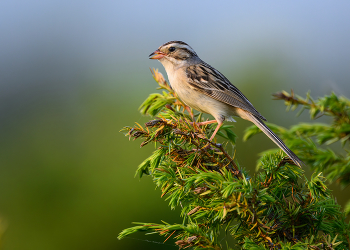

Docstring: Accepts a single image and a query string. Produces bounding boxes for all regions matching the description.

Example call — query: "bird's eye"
[169,47,176,52]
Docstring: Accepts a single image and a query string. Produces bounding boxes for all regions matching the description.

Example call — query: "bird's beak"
[149,50,166,60]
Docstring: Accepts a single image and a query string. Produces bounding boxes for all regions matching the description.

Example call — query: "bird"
[149,41,303,167]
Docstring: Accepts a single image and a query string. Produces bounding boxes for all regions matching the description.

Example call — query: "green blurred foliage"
[0,80,180,249]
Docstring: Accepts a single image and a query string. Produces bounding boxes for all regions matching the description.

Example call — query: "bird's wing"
[185,62,267,121]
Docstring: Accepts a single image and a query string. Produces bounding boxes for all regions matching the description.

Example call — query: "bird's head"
[149,41,198,66]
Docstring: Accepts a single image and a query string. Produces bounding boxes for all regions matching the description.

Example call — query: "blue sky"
[0,1,349,95]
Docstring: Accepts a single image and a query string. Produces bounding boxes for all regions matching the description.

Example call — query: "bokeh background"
[0,1,350,249]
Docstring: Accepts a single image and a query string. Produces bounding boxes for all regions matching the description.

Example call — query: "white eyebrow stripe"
[176,46,197,56]
[162,42,196,55]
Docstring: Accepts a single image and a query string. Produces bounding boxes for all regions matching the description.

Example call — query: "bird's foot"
[190,120,217,126]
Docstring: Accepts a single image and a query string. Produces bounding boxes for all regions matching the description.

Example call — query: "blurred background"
[0,1,349,249]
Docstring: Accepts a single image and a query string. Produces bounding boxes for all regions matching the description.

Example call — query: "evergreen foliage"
[245,90,350,214]
[119,69,350,249]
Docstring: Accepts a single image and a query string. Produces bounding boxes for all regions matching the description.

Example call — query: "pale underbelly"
[174,85,238,122]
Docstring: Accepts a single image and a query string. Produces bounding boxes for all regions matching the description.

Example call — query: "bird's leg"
[185,106,217,134]
[191,119,222,143]
[199,120,222,149]
[189,119,217,132]
[189,119,222,150]
[196,120,218,126]
[209,121,223,141]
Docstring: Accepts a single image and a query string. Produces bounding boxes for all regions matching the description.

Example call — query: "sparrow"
[149,41,303,167]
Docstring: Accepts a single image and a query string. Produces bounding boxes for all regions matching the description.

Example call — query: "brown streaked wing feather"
[186,62,267,121]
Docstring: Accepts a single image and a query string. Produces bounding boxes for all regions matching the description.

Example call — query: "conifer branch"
[119,70,350,249]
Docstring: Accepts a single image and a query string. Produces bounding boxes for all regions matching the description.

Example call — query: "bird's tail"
[244,113,304,167]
